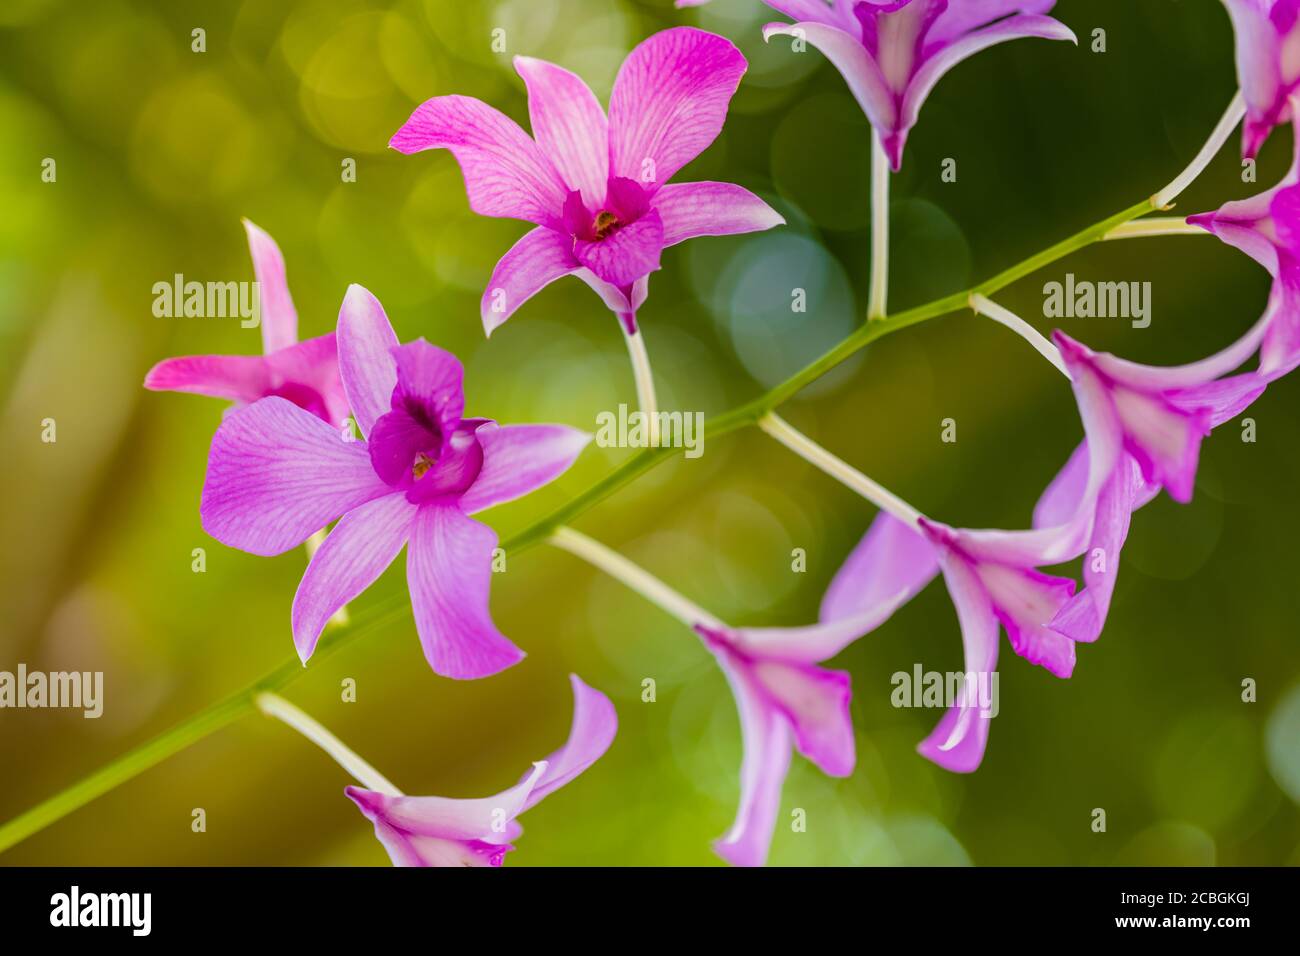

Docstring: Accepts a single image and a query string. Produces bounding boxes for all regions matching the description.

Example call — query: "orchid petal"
[458,422,591,514]
[928,1,1059,43]
[243,219,298,354]
[260,333,349,428]
[337,284,399,437]
[713,659,793,868]
[144,353,268,404]
[750,659,854,776]
[1049,458,1140,644]
[291,492,416,662]
[521,674,618,811]
[608,27,747,190]
[514,56,609,210]
[345,762,546,843]
[389,95,568,228]
[1224,0,1286,157]
[819,512,939,623]
[407,504,524,679]
[200,397,389,556]
[653,181,786,247]
[480,227,579,336]
[917,554,1000,773]
[727,604,910,664]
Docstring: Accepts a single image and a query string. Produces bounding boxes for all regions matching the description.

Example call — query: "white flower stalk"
[256,692,403,795]
[969,294,1070,379]
[550,525,722,629]
[757,412,922,528]
[623,327,661,447]
[869,129,890,320]
[1102,217,1210,241]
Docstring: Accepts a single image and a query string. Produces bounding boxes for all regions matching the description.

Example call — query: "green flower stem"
[0,194,1157,857]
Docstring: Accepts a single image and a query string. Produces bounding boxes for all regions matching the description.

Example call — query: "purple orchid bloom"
[200,284,591,679]
[1221,0,1300,158]
[145,220,349,429]
[346,675,616,866]
[698,596,920,866]
[389,27,783,336]
[1189,123,1300,376]
[1032,324,1271,645]
[760,1,1077,170]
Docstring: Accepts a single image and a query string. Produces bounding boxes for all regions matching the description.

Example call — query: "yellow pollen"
[412,452,435,479]
[593,210,620,239]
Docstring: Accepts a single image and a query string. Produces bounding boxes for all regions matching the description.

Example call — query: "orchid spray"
[2,9,1294,868]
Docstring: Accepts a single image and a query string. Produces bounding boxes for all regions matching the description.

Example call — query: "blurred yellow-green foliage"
[0,0,1298,865]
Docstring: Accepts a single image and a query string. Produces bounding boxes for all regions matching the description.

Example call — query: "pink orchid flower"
[1033,325,1271,644]
[1189,120,1300,376]
[346,675,616,866]
[389,27,783,336]
[145,220,349,429]
[1221,0,1300,158]
[697,596,919,867]
[824,440,1124,774]
[761,1,1076,170]
[200,284,591,679]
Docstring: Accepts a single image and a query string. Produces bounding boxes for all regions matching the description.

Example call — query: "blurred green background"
[1,0,1297,866]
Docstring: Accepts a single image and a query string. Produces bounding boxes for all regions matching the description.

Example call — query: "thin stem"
[757,412,923,528]
[969,294,1070,379]
[1151,90,1244,209]
[256,692,402,794]
[0,190,1165,857]
[868,129,890,320]
[549,525,722,630]
[1103,217,1208,241]
[623,325,661,447]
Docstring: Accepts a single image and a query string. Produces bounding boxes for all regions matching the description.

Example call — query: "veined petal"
[1167,372,1269,428]
[713,658,793,868]
[200,397,389,556]
[764,21,899,165]
[407,504,524,679]
[514,57,609,209]
[458,422,591,514]
[653,181,785,247]
[900,14,1077,168]
[521,674,618,812]
[391,340,466,442]
[243,219,298,354]
[820,511,939,623]
[608,27,747,190]
[480,227,580,336]
[337,284,399,437]
[573,208,664,287]
[291,492,416,662]
[917,553,1000,773]
[390,95,568,228]
[144,353,268,404]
